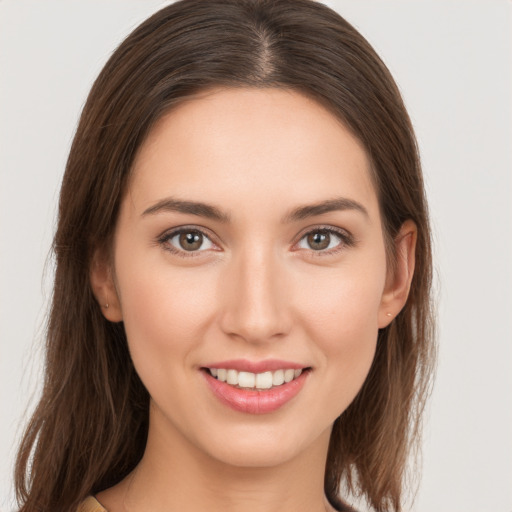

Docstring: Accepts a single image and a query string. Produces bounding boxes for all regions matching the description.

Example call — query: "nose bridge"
[219,243,290,343]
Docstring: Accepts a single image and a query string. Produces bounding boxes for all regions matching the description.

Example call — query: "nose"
[218,246,292,344]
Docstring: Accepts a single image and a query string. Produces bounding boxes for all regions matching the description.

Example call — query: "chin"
[193,420,332,470]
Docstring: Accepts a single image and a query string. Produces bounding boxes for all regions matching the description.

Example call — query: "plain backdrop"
[0,1,511,511]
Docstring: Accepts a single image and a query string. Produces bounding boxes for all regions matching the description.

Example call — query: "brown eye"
[179,231,203,251]
[165,229,214,253]
[296,228,350,254]
[306,231,331,250]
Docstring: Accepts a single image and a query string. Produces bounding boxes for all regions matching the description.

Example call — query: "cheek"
[114,250,218,375]
[296,261,385,406]
[299,260,385,344]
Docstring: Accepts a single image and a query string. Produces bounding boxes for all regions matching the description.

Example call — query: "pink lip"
[202,368,309,414]
[202,358,306,373]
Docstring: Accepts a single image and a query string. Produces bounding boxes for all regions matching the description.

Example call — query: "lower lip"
[202,370,309,414]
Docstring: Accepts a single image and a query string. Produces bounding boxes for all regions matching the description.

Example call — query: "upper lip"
[201,359,308,373]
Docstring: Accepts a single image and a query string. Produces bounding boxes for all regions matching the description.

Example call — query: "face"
[96,88,403,469]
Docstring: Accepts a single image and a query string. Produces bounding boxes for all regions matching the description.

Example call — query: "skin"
[91,87,416,512]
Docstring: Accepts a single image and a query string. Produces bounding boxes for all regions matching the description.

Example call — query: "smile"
[208,368,303,390]
[202,361,310,414]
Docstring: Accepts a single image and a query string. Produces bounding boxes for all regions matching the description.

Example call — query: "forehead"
[127,87,378,221]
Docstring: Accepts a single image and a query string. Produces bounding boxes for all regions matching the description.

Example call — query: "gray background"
[1,1,511,510]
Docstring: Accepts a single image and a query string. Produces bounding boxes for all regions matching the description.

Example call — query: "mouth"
[204,367,307,391]
[201,362,311,414]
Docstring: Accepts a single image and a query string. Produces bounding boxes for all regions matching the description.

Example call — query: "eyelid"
[292,225,355,255]
[157,225,221,258]
[156,224,355,258]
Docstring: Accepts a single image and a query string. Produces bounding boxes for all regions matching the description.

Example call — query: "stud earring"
[386,313,392,317]
[103,303,109,309]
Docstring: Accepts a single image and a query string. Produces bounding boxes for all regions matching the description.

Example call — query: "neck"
[101,402,334,512]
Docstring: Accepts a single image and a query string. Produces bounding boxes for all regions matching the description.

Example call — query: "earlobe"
[89,248,123,323]
[378,220,417,328]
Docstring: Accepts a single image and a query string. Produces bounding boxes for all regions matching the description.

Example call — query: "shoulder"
[76,496,108,512]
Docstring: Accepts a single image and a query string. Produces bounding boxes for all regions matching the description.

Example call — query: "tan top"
[77,496,108,512]
[76,496,348,512]
[77,494,348,512]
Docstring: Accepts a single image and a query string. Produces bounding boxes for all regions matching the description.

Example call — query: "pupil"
[308,231,329,250]
[180,232,202,251]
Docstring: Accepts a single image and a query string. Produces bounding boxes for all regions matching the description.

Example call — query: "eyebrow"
[283,197,369,223]
[142,196,368,223]
[142,198,231,222]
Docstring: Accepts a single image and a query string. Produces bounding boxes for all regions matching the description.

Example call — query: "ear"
[89,247,123,323]
[378,220,417,328]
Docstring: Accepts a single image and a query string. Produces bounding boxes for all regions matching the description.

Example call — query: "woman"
[14,1,435,511]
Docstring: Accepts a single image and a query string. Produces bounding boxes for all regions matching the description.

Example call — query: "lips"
[203,359,305,373]
[201,359,310,414]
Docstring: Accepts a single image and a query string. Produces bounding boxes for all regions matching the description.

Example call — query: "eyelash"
[157,225,355,259]
[157,226,218,259]
[295,226,355,257]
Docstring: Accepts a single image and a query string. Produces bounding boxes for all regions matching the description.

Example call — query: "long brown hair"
[15,1,435,511]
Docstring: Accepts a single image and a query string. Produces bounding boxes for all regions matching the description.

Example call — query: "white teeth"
[208,367,305,389]
[226,369,238,385]
[284,369,295,383]
[238,371,255,388]
[272,369,285,386]
[255,371,273,389]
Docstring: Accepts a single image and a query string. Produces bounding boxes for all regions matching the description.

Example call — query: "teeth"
[208,367,305,389]
[284,369,295,383]
[272,369,284,386]
[238,371,255,388]
[255,371,273,389]
[226,369,238,385]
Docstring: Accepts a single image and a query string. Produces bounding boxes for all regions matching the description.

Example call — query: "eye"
[296,227,353,254]
[159,228,215,255]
